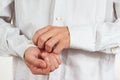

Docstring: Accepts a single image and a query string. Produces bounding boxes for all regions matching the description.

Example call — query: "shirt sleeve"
[68,0,120,54]
[0,0,36,59]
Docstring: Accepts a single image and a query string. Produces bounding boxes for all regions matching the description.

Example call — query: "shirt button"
[111,48,116,54]
[56,16,62,21]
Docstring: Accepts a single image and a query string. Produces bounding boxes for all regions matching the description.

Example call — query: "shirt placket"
[49,1,66,80]
[52,0,65,26]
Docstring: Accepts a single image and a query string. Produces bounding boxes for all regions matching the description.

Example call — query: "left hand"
[32,26,70,54]
[24,47,61,75]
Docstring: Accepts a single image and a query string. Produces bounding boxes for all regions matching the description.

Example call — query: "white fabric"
[0,0,120,80]
[0,57,13,80]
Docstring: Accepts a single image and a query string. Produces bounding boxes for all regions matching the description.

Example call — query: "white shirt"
[0,0,120,80]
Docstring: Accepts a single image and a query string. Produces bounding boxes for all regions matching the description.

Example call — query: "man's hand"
[32,26,70,54]
[24,47,49,75]
[24,47,61,75]
[41,51,61,72]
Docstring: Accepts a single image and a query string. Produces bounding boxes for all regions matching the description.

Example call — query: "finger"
[41,52,49,59]
[32,56,51,75]
[42,54,55,72]
[40,51,54,70]
[26,60,50,75]
[30,66,50,75]
[32,26,51,44]
[41,52,59,71]
[45,35,60,52]
[53,42,65,54]
[52,55,59,69]
[37,29,56,49]
[53,54,61,65]
[49,54,59,71]
[26,56,47,68]
[41,52,58,71]
[25,61,42,75]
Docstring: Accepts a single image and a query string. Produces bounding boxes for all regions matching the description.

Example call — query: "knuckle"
[39,36,46,43]
[38,36,46,48]
[45,42,52,49]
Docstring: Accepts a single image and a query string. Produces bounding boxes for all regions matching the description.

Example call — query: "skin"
[32,26,70,54]
[24,25,70,75]
[24,47,61,75]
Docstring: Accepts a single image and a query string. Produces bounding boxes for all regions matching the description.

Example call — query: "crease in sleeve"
[0,0,13,13]
[0,19,36,59]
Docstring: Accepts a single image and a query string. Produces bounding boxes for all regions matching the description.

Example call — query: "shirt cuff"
[67,25,96,51]
[19,41,36,59]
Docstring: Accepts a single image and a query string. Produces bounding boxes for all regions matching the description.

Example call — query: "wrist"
[24,45,37,59]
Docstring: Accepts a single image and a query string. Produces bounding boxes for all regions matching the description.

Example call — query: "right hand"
[24,47,61,75]
[32,26,70,54]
